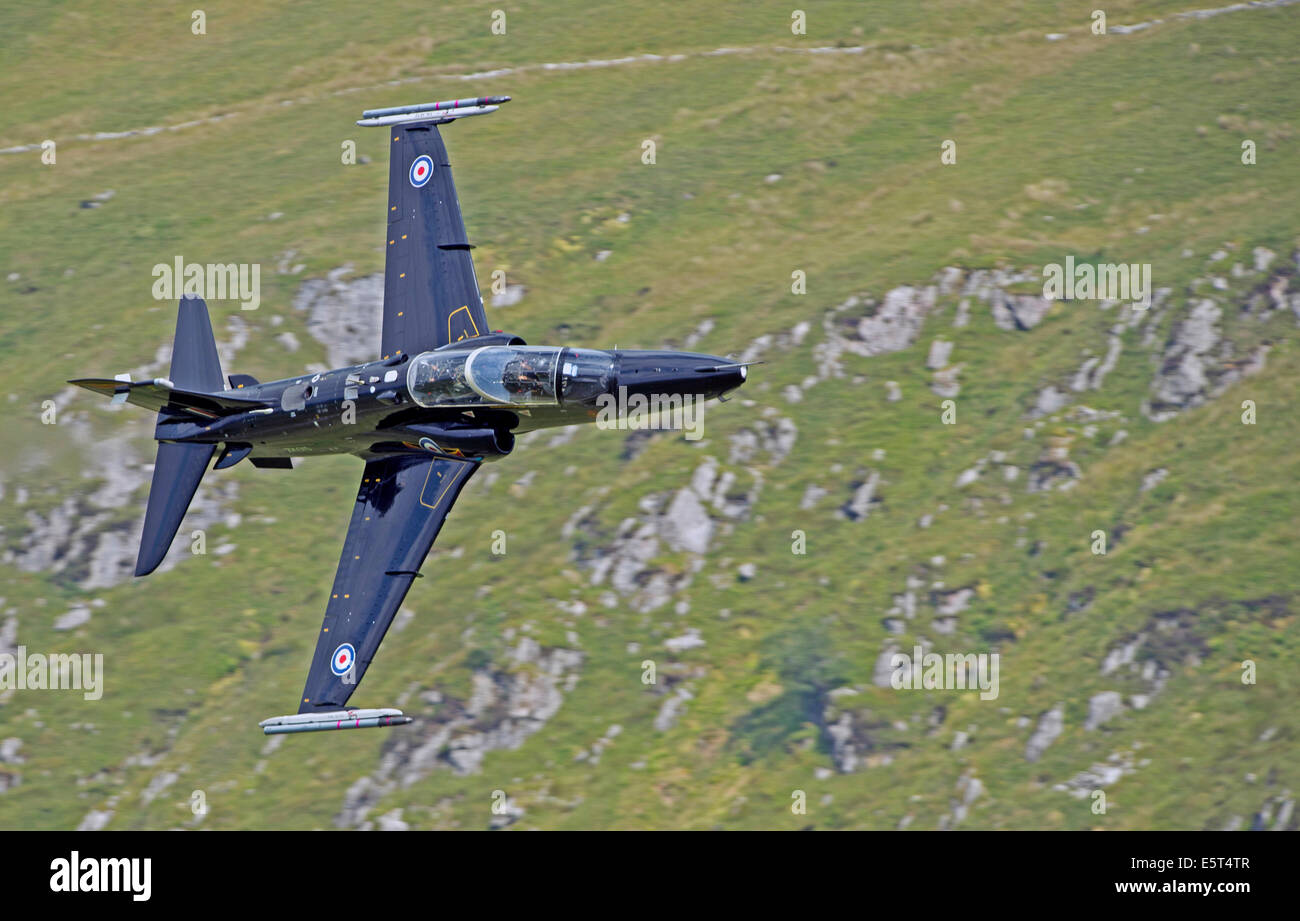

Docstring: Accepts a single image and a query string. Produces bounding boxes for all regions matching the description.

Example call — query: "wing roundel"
[380,124,489,359]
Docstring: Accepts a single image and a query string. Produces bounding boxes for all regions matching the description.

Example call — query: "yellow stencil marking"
[420,463,464,509]
[447,305,480,342]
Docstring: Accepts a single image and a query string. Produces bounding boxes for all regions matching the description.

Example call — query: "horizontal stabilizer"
[259,707,412,735]
[69,378,272,420]
[136,441,216,576]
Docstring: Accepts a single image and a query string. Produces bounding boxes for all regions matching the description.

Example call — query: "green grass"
[0,0,1297,829]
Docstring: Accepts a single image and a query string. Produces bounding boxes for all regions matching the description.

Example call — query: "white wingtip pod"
[357,95,511,127]
[259,707,412,735]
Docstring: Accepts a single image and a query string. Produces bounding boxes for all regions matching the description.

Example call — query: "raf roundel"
[330,643,356,677]
[409,155,434,188]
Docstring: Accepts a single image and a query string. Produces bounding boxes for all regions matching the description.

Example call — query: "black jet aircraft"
[71,96,748,734]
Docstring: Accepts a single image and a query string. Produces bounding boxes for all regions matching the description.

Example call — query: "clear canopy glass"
[408,346,615,408]
[465,346,561,405]
[406,350,479,407]
[557,348,615,405]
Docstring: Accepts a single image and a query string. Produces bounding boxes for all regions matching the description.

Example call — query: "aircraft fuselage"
[157,346,747,463]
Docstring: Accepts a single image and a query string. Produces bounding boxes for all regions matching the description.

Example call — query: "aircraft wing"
[68,377,272,420]
[379,121,490,359]
[297,453,478,713]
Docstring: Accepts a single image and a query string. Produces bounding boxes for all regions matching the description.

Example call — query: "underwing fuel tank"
[259,708,412,735]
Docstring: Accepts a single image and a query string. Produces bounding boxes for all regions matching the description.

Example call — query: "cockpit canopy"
[407,346,614,408]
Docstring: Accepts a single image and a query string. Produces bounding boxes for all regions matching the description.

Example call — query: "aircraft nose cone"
[694,353,748,397]
[614,350,747,400]
[716,359,747,395]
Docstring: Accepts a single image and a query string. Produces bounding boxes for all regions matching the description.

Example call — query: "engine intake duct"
[402,422,515,459]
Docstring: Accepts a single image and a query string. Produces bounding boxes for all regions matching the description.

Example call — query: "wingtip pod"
[357,94,511,127]
[360,95,510,119]
[259,707,412,735]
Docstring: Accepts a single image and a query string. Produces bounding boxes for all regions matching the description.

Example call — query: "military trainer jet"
[71,96,748,734]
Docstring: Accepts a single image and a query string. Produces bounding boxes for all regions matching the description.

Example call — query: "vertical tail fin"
[169,294,224,392]
[135,296,223,576]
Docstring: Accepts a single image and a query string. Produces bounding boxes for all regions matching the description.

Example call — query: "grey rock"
[1031,385,1069,418]
[294,268,384,367]
[827,712,859,773]
[728,417,797,466]
[926,339,954,370]
[992,291,1050,331]
[1084,691,1124,730]
[665,630,705,653]
[873,645,902,688]
[53,606,91,631]
[931,364,962,398]
[76,809,114,831]
[1147,299,1221,418]
[1140,468,1168,492]
[654,687,694,732]
[1025,705,1064,762]
[660,488,713,554]
[799,484,827,510]
[935,587,973,616]
[841,471,880,521]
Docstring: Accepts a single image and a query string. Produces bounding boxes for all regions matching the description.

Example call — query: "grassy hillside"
[0,0,1297,829]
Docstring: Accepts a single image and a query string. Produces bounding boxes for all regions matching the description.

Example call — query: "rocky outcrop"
[812,286,937,379]
[991,291,1050,331]
[1054,751,1139,798]
[6,452,241,592]
[336,639,583,828]
[1026,438,1081,492]
[728,415,797,466]
[572,457,759,613]
[294,267,384,367]
[1143,248,1293,420]
[839,472,881,521]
